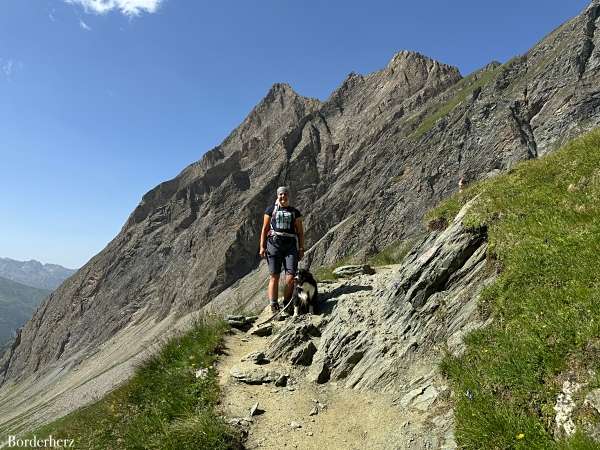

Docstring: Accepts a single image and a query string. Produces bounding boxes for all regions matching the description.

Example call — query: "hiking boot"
[282,299,294,315]
[270,302,281,314]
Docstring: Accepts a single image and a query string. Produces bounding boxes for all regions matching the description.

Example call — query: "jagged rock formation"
[1,0,600,435]
[266,201,493,396]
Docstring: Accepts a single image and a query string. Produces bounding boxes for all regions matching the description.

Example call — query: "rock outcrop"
[266,201,493,396]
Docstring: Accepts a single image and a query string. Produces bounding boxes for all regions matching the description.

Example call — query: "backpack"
[269,203,299,248]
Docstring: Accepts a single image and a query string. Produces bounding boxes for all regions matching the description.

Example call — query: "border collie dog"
[293,269,319,316]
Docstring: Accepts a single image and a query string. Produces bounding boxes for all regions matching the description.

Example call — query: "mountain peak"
[268,82,295,94]
[259,82,322,110]
[384,50,461,81]
[387,50,428,66]
[262,82,303,105]
[241,82,320,132]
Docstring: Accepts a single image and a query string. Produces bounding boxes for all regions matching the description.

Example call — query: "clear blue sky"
[0,0,591,269]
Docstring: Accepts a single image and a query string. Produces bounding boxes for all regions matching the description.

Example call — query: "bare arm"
[259,214,270,257]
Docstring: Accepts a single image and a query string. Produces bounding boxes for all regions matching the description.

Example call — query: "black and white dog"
[292,269,319,316]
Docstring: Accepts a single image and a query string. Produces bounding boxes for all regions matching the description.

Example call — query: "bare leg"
[283,273,295,304]
[268,274,280,304]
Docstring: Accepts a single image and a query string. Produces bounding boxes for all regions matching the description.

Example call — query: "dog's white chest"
[298,282,316,304]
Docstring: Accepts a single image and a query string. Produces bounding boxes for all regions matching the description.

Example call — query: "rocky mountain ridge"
[1,0,600,438]
[0,50,464,384]
[0,258,75,291]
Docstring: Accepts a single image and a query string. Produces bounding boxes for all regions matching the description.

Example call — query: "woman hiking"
[259,186,305,313]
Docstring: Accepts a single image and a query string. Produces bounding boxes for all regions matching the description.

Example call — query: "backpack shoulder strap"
[269,203,279,233]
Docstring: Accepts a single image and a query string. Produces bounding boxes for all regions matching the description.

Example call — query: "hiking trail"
[217,265,456,450]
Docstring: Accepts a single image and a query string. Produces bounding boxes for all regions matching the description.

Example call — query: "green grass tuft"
[18,317,241,450]
[313,255,354,282]
[367,238,421,267]
[312,266,338,282]
[436,128,600,448]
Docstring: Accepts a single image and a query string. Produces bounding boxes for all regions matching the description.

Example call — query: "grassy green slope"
[428,129,600,448]
[18,318,241,450]
[0,276,50,347]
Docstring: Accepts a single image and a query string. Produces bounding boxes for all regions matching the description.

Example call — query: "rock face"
[267,201,493,394]
[2,0,600,397]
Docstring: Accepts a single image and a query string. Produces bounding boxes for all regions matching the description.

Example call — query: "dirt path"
[217,317,409,449]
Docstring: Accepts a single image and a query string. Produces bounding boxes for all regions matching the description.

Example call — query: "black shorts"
[266,235,298,275]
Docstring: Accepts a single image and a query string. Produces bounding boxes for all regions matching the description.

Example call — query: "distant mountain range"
[0,257,76,291]
[0,276,50,352]
[0,258,75,351]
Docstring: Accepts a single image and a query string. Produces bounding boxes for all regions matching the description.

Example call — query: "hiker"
[259,186,305,313]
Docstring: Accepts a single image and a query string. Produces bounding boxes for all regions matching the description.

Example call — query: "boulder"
[249,323,273,337]
[332,265,375,278]
[229,367,280,385]
[274,374,288,387]
[241,351,269,365]
[290,342,317,366]
[265,318,320,361]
